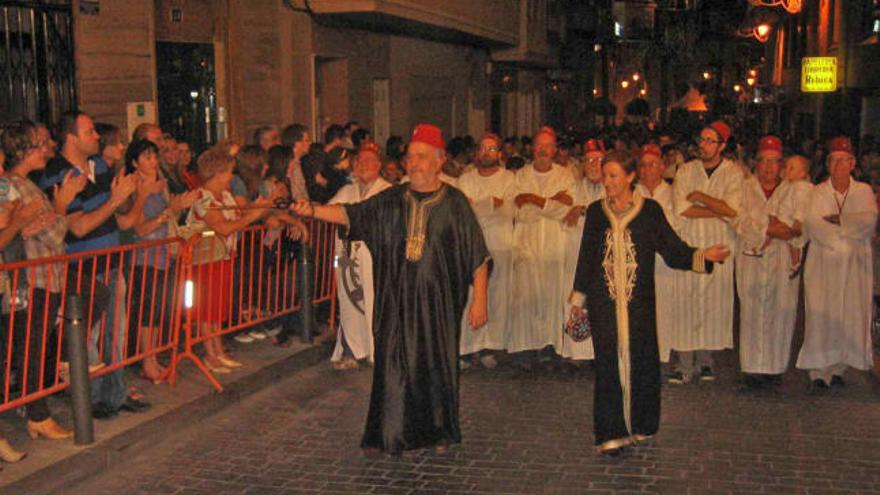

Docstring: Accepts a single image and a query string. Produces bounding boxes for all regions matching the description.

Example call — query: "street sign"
[801,57,837,93]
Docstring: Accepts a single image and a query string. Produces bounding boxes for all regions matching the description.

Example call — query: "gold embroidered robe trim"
[404,185,448,262]
[599,192,645,438]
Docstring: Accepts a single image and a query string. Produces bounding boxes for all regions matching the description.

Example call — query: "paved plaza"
[63,351,880,495]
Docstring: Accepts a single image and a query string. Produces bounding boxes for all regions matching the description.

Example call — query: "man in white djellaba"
[667,121,742,384]
[634,144,678,364]
[798,136,878,393]
[456,133,516,369]
[328,143,392,369]
[735,136,803,390]
[558,138,607,364]
[509,127,577,369]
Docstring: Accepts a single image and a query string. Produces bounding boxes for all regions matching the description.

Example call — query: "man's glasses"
[695,136,723,145]
[480,146,499,152]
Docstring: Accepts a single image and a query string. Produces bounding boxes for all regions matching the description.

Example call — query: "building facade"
[1,0,564,148]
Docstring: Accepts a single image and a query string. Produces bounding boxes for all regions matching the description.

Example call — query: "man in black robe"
[291,124,491,455]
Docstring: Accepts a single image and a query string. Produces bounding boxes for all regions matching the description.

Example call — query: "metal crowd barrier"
[0,219,337,409]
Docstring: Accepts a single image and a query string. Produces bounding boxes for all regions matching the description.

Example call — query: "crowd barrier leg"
[299,245,315,344]
[167,253,224,392]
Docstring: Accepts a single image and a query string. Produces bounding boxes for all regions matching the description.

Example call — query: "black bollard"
[298,244,315,344]
[64,293,94,445]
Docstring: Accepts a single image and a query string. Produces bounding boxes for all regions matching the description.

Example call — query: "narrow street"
[67,352,880,494]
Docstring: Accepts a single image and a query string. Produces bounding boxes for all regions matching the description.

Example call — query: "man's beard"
[477,157,498,169]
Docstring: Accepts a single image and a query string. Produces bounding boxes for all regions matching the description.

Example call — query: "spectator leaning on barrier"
[184,148,271,374]
[0,120,80,445]
[40,110,151,420]
[124,139,197,383]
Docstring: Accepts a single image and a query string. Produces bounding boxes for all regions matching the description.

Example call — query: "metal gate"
[0,0,76,125]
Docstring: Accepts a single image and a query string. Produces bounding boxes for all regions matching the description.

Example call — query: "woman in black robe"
[567,151,730,456]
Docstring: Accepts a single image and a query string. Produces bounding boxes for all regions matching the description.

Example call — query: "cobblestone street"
[65,351,880,495]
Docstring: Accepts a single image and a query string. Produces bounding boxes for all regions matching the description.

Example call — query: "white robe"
[735,178,800,374]
[668,158,742,352]
[797,179,877,371]
[559,178,604,360]
[328,178,392,362]
[510,163,578,353]
[636,181,678,363]
[457,168,516,355]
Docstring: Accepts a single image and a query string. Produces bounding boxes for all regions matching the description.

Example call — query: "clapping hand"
[18,201,47,238]
[53,169,87,211]
[110,169,137,208]
[170,190,199,213]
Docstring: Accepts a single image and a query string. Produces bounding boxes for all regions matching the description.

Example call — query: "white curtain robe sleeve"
[456,169,516,355]
[666,159,742,352]
[328,178,392,363]
[798,180,878,371]
[735,177,800,374]
[510,164,578,353]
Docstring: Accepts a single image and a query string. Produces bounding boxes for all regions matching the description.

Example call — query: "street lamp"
[703,71,712,80]
[632,72,640,82]
[733,84,743,93]
[621,80,630,89]
[639,88,647,96]
[755,23,772,42]
[746,77,756,87]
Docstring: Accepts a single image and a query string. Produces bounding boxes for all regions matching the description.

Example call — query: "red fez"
[640,143,662,160]
[758,135,783,154]
[358,142,382,158]
[829,136,854,155]
[482,133,502,146]
[410,123,445,151]
[536,126,557,140]
[706,120,731,143]
[583,139,606,154]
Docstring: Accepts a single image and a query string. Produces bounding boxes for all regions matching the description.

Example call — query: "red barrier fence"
[0,220,336,410]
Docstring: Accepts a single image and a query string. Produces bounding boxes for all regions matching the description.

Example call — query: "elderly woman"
[567,151,729,456]
[185,148,270,373]
[125,139,197,382]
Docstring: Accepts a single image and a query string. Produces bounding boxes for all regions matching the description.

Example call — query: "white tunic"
[636,181,678,363]
[328,178,392,362]
[457,168,516,354]
[559,178,604,360]
[668,159,742,351]
[735,177,800,374]
[797,179,877,371]
[510,163,578,353]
